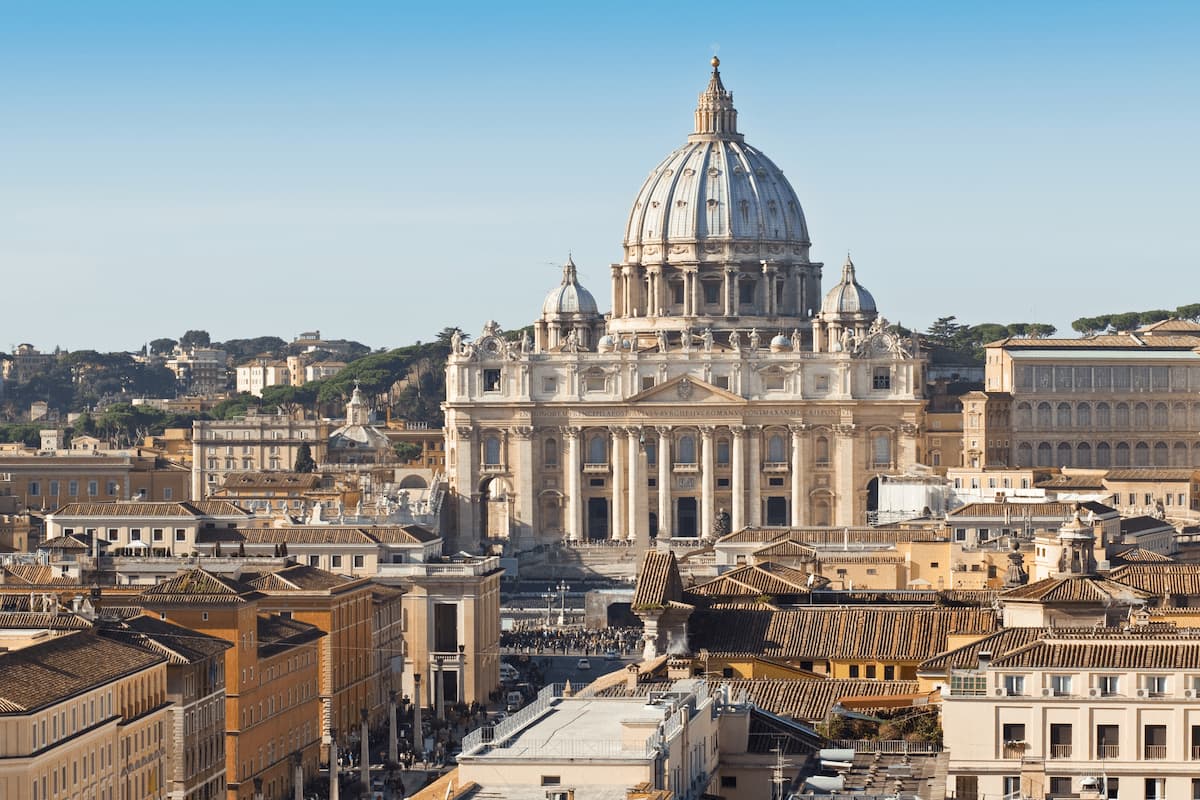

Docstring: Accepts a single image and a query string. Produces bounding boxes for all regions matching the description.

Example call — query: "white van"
[505,690,523,712]
[499,663,520,683]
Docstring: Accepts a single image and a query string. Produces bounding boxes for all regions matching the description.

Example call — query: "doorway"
[677,497,698,537]
[587,498,609,541]
[765,496,788,526]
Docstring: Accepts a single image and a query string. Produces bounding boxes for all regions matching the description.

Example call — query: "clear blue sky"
[2,0,1198,352]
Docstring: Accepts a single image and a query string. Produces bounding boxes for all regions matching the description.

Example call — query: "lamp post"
[554,579,570,627]
[541,591,555,628]
[329,727,340,800]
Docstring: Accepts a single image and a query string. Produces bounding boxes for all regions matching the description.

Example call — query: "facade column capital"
[510,426,533,440]
[653,425,673,436]
[789,423,809,436]
[899,422,919,436]
[729,424,748,438]
[832,423,858,437]
[698,425,716,439]
[561,426,582,439]
[455,426,475,441]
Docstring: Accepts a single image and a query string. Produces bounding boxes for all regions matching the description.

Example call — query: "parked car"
[576,658,591,670]
[605,650,620,661]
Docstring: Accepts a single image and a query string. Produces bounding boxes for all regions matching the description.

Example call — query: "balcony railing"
[762,461,789,472]
[1047,743,1071,759]
[672,462,698,473]
[1096,744,1120,759]
[1002,744,1026,760]
[1144,744,1167,760]
[583,462,610,473]
[1191,744,1200,760]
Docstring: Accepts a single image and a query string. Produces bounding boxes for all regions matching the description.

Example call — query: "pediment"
[627,374,746,405]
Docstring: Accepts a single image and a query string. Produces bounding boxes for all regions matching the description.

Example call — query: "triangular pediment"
[627,374,746,404]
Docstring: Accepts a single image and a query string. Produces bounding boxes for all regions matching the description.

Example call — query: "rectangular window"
[29,481,40,496]
[1098,675,1120,696]
[107,481,118,496]
[1003,675,1025,696]
[308,555,320,567]
[540,777,561,787]
[330,555,342,568]
[88,480,98,496]
[1146,675,1168,697]
[702,282,720,305]
[152,528,164,542]
[1050,675,1072,696]
[353,555,364,568]
[542,377,557,393]
[640,376,655,391]
[483,369,501,392]
[129,528,141,541]
[175,529,187,542]
[68,480,78,496]
[872,367,891,390]
[107,528,119,541]
[849,665,859,678]
[865,665,877,679]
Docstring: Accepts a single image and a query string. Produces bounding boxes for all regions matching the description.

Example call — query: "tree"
[393,442,422,462]
[294,443,316,473]
[179,330,211,349]
[149,338,177,354]
[1138,309,1172,325]
[925,316,967,347]
[1108,312,1141,332]
[1025,323,1057,339]
[1175,303,1200,322]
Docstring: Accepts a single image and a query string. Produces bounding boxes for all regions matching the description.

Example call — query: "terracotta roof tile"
[1108,564,1200,596]
[633,551,684,608]
[141,568,261,604]
[998,575,1155,603]
[688,563,825,598]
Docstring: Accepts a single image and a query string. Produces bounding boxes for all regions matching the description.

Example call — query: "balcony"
[481,463,506,473]
[1191,745,1200,759]
[1002,744,1027,760]
[1144,744,1167,760]
[1096,744,1120,759]
[1049,744,1072,759]
[672,462,698,473]
[582,462,610,474]
[762,462,789,473]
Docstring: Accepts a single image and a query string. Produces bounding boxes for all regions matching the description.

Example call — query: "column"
[457,649,466,705]
[731,426,746,531]
[359,708,370,792]
[293,752,304,800]
[434,658,445,721]
[732,272,742,318]
[514,427,534,547]
[388,690,399,765]
[834,424,859,525]
[795,430,811,527]
[611,266,622,318]
[790,425,804,527]
[700,427,715,541]
[411,674,423,761]
[566,428,582,541]
[191,435,203,499]
[747,427,762,526]
[691,269,702,317]
[455,425,478,551]
[622,267,632,317]
[658,428,672,538]
[627,428,643,544]
[328,729,340,800]
[722,269,733,316]
[610,429,625,540]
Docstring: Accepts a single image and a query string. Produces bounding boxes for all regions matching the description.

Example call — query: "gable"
[627,374,746,405]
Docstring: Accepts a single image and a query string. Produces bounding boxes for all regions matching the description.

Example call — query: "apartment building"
[0,450,191,512]
[0,629,170,800]
[166,349,229,397]
[44,501,252,557]
[191,415,330,499]
[140,570,324,800]
[941,627,1200,800]
[235,361,291,398]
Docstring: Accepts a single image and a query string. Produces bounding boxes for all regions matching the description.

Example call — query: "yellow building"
[0,629,170,800]
[141,569,324,800]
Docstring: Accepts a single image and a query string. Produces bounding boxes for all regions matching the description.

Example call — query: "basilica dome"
[821,255,877,316]
[623,58,811,266]
[541,255,599,317]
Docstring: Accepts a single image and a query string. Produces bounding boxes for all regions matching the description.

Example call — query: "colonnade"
[610,262,814,320]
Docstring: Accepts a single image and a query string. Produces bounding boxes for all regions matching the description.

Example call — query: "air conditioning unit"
[1041,687,1055,697]
[1136,688,1148,698]
[1184,689,1196,699]
[994,687,1008,697]
[1087,687,1102,698]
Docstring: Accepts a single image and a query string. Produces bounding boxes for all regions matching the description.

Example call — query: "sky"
[2,0,1199,353]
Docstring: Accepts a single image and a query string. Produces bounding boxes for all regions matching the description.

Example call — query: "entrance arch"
[676,497,698,537]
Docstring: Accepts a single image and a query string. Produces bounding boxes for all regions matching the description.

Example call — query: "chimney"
[667,657,692,681]
[977,650,992,672]
[626,663,640,692]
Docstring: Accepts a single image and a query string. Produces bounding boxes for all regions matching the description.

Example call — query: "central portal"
[587,498,609,540]
[676,497,698,538]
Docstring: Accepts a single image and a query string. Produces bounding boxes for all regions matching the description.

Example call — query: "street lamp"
[541,591,555,628]
[554,579,570,627]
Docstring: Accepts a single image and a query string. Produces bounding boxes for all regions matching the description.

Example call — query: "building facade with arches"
[442,60,925,552]
[965,324,1200,472]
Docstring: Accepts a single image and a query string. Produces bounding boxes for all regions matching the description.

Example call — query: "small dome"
[542,256,599,317]
[769,334,790,353]
[821,255,877,316]
[597,334,617,353]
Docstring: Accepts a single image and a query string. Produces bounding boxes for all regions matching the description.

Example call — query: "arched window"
[1096,442,1111,467]
[483,436,501,466]
[1134,442,1150,466]
[1016,402,1032,428]
[1115,403,1130,428]
[1016,442,1033,467]
[1096,403,1111,428]
[1153,403,1168,428]
[544,438,558,467]
[1115,442,1130,466]
[1174,403,1188,428]
[1036,403,1052,428]
[872,434,891,467]
[1076,442,1092,467]
[1153,442,1168,466]
[1076,403,1091,428]
[716,438,731,466]
[813,497,831,527]
[815,436,830,465]
[767,433,787,463]
[1134,403,1150,428]
[1056,442,1072,467]
[1173,441,1189,467]
[1036,442,1052,467]
[1056,403,1071,428]
[587,434,607,465]
[677,434,696,465]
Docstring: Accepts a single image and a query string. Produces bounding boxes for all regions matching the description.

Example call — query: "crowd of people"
[501,625,643,656]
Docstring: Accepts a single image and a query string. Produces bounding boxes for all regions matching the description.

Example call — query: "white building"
[235,359,291,397]
[444,59,925,553]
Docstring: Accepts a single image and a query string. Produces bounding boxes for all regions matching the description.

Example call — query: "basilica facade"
[443,59,925,552]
